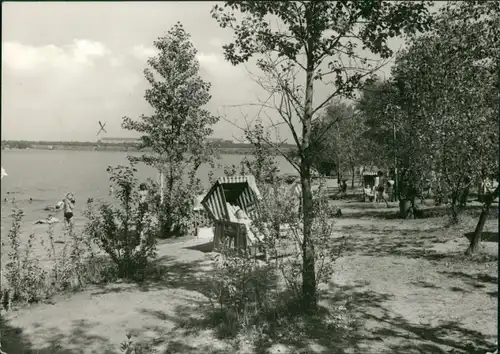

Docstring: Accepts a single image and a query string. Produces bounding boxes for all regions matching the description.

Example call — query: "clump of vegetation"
[204,116,344,339]
[122,23,219,238]
[84,164,158,280]
[3,209,48,305]
[208,246,277,336]
[212,0,434,311]
[1,207,102,309]
[120,333,156,354]
[206,181,345,341]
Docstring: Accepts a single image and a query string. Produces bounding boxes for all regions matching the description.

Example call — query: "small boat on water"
[1,167,7,179]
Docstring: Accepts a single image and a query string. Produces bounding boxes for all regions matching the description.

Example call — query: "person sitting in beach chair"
[364,185,375,202]
[202,175,266,256]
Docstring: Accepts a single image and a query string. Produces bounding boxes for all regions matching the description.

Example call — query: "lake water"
[0,149,296,235]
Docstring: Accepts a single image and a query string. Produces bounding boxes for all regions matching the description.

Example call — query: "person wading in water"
[63,192,76,229]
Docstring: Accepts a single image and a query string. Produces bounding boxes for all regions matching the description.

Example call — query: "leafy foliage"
[358,1,499,225]
[242,118,279,185]
[3,209,48,304]
[122,22,219,237]
[358,79,400,169]
[2,208,104,309]
[212,0,433,309]
[209,177,343,336]
[357,77,430,211]
[311,100,367,180]
[412,1,499,212]
[84,165,157,280]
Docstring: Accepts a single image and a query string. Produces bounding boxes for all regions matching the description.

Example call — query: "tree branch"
[219,112,300,172]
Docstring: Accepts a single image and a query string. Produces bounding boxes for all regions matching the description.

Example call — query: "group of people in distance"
[363,171,395,207]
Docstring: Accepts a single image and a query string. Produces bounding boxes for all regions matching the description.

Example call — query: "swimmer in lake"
[44,200,64,212]
[34,214,60,225]
[63,193,76,228]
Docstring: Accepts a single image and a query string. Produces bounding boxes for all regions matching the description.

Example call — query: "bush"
[120,333,156,354]
[151,182,199,239]
[1,208,100,309]
[84,165,157,280]
[256,180,343,299]
[207,178,344,338]
[3,209,49,305]
[208,247,278,336]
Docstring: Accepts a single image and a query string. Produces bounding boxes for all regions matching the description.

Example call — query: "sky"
[1,1,428,143]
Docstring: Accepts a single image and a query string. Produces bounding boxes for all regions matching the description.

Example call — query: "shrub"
[255,180,343,301]
[1,206,108,310]
[208,246,278,336]
[207,178,344,337]
[3,209,49,305]
[84,165,157,280]
[150,181,199,239]
[120,333,156,354]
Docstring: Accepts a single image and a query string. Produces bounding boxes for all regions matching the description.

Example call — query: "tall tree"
[362,1,499,242]
[394,1,498,223]
[358,77,432,218]
[122,23,219,237]
[358,79,398,169]
[212,1,433,310]
[311,100,366,186]
[416,1,498,251]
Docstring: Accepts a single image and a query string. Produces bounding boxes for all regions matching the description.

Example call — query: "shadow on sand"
[129,281,497,353]
[0,316,118,354]
[1,205,497,353]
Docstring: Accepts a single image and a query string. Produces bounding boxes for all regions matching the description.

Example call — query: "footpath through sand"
[1,212,498,353]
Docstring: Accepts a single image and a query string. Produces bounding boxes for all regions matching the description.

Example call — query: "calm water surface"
[0,149,295,234]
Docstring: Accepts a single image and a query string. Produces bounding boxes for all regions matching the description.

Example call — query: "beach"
[0,149,295,268]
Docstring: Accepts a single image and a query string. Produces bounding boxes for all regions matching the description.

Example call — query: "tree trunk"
[300,162,316,311]
[465,186,499,255]
[450,194,459,224]
[351,166,355,188]
[300,14,317,311]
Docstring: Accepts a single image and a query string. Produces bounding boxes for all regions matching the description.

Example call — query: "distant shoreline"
[1,141,295,156]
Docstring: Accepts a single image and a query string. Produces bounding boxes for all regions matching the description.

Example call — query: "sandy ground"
[0,200,498,354]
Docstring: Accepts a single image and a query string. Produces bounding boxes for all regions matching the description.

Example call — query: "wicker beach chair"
[201,175,265,256]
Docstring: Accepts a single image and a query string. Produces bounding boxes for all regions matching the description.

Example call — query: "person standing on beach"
[63,192,76,228]
[137,183,150,246]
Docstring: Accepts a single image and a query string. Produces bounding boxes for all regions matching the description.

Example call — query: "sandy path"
[1,205,497,354]
[1,236,228,354]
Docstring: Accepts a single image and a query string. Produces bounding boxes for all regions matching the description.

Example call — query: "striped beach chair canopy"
[202,175,262,222]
